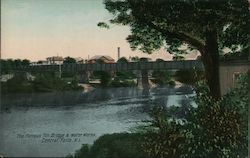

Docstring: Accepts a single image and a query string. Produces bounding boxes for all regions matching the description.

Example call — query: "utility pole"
[59,63,62,78]
[117,47,120,60]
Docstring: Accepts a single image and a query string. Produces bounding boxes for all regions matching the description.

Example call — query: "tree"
[22,59,30,66]
[100,71,112,87]
[172,55,185,61]
[117,57,128,63]
[156,58,165,62]
[14,59,22,67]
[64,56,76,64]
[129,56,140,62]
[100,0,249,99]
[152,70,172,85]
[139,57,150,62]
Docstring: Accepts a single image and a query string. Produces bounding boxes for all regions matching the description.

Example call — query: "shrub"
[141,105,186,158]
[152,70,172,85]
[183,74,248,157]
[69,133,146,158]
[1,73,33,93]
[142,73,248,158]
[174,69,204,85]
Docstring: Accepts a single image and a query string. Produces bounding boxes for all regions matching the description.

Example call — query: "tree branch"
[135,15,205,53]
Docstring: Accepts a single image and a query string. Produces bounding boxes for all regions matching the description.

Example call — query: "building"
[219,60,249,95]
[46,56,64,65]
[74,57,85,64]
[88,55,115,64]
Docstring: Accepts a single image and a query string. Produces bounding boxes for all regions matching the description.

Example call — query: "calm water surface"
[0,85,195,157]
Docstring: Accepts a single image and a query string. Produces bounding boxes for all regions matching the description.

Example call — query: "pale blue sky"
[1,0,193,61]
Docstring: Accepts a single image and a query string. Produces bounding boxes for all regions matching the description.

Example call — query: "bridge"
[10,60,203,89]
[14,60,204,72]
[3,59,249,93]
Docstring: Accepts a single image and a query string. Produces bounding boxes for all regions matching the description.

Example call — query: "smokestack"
[118,47,120,60]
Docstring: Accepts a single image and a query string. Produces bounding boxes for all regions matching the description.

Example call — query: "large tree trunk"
[201,29,221,100]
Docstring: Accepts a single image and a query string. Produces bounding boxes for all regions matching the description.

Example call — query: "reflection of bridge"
[12,60,204,89]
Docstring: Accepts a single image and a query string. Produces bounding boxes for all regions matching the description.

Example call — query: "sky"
[1,0,198,61]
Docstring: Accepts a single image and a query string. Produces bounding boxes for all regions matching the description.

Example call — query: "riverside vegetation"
[67,72,249,158]
[1,73,83,94]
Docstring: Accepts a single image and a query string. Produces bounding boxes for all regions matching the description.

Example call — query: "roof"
[46,56,64,61]
[89,55,114,61]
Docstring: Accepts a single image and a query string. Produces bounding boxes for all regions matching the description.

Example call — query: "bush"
[110,78,136,87]
[69,133,146,158]
[33,73,83,92]
[1,73,33,93]
[152,70,172,85]
[174,69,204,85]
[183,76,248,157]
[168,80,176,86]
[141,73,248,158]
[141,105,186,158]
[116,71,135,80]
[1,73,83,94]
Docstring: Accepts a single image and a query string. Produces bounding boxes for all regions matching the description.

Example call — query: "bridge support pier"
[79,71,90,83]
[137,70,149,89]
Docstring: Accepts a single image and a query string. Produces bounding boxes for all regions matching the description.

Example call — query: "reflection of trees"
[142,88,150,96]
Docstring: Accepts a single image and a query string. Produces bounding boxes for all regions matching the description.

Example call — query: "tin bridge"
[12,60,204,88]
[16,60,203,72]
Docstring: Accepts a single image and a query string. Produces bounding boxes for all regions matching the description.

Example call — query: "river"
[0,84,195,157]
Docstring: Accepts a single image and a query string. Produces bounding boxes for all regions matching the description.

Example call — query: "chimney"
[118,47,120,60]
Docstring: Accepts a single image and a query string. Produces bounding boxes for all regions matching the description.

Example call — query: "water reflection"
[0,85,195,157]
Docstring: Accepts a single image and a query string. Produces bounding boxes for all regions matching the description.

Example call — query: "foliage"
[116,71,135,80]
[183,76,248,157]
[1,72,83,94]
[101,0,249,54]
[68,133,146,158]
[0,59,31,74]
[92,70,136,88]
[61,71,76,78]
[152,70,174,86]
[66,144,90,158]
[141,73,248,158]
[117,57,128,63]
[69,73,248,158]
[129,56,140,62]
[155,58,165,62]
[100,0,249,99]
[110,78,136,87]
[64,57,76,64]
[1,73,33,93]
[220,50,249,61]
[172,55,185,61]
[97,22,110,29]
[99,71,112,87]
[174,69,205,85]
[32,73,82,92]
[139,57,150,62]
[141,105,186,158]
